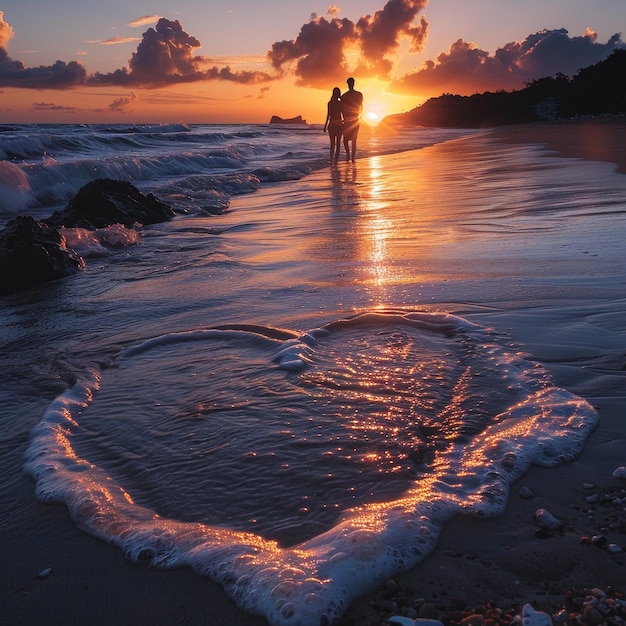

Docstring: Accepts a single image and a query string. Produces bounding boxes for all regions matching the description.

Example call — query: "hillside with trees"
[384,49,626,128]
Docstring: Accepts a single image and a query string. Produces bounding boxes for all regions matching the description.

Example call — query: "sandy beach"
[494,117,626,174]
[342,118,626,623]
[3,119,625,626]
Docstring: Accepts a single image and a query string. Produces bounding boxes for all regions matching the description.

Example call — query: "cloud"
[268,0,429,87]
[0,14,272,90]
[355,0,428,75]
[140,91,224,106]
[0,10,13,50]
[0,11,87,88]
[204,54,268,67]
[30,102,77,112]
[107,91,137,111]
[3,7,622,101]
[127,15,162,28]
[89,18,273,87]
[392,28,625,96]
[0,54,87,88]
[89,36,141,46]
[268,16,355,86]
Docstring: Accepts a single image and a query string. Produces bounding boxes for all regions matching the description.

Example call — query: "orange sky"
[0,1,624,124]
[1,79,417,126]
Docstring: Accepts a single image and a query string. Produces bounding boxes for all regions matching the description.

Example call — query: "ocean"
[1,122,622,625]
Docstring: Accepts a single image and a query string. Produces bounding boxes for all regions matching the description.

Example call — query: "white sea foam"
[24,311,598,626]
[60,224,142,257]
[0,160,32,215]
[0,123,477,223]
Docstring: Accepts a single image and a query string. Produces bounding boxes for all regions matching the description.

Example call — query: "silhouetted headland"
[384,48,626,128]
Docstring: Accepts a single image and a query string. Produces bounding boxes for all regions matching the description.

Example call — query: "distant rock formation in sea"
[269,115,307,125]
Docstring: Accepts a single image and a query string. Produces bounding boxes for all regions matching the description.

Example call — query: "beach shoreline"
[3,119,626,626]
[489,116,626,174]
[339,118,626,624]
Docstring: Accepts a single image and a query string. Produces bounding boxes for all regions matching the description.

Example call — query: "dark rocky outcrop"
[1,179,175,295]
[0,215,84,295]
[269,115,307,125]
[45,178,175,230]
[384,49,626,129]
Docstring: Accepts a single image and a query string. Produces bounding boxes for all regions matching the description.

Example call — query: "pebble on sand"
[521,604,552,626]
[612,466,626,480]
[534,508,563,530]
[518,486,535,499]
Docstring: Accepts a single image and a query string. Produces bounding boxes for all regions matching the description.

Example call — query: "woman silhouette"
[323,87,344,162]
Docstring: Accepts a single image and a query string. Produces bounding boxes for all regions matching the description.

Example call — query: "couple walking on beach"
[323,77,363,163]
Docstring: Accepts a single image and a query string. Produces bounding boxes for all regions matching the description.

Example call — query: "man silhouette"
[341,77,363,162]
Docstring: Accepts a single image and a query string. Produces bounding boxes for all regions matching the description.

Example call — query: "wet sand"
[493,116,626,174]
[342,117,626,623]
[2,119,625,625]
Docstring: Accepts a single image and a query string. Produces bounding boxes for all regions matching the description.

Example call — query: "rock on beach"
[44,178,175,230]
[0,178,174,295]
[521,604,552,626]
[0,215,84,295]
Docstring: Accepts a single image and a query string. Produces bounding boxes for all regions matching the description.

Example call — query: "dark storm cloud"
[392,28,625,96]
[267,0,429,87]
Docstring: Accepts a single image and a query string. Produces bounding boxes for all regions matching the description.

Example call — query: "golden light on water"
[360,156,395,289]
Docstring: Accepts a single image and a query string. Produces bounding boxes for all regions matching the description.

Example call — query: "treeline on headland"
[384,48,626,128]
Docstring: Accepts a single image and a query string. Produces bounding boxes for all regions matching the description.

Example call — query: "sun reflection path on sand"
[230,138,511,313]
[342,153,443,304]
[361,156,394,289]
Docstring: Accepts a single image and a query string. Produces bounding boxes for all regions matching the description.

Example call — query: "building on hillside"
[533,97,560,121]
